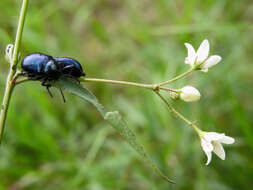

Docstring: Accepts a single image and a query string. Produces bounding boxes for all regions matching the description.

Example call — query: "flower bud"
[180,86,201,102]
[169,91,179,100]
[5,44,14,63]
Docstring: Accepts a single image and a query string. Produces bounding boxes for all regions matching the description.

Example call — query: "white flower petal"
[205,150,212,165]
[201,68,208,73]
[213,142,225,160]
[184,43,196,66]
[204,132,224,142]
[220,136,235,144]
[201,55,221,72]
[201,137,213,165]
[196,39,209,63]
[201,138,213,152]
[201,131,234,165]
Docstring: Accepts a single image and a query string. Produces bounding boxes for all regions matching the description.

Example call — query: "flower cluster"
[178,39,222,103]
[170,39,235,165]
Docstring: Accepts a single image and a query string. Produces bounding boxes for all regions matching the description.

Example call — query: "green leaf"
[104,111,175,183]
[55,77,175,184]
[56,77,106,117]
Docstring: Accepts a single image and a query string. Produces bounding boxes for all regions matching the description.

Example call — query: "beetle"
[21,53,85,102]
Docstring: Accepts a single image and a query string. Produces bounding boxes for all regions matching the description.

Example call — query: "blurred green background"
[0,0,253,189]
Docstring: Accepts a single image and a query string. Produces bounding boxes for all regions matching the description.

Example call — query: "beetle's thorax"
[44,60,60,78]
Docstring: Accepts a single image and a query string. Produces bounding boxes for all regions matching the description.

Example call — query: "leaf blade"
[56,77,106,117]
[55,77,175,183]
[104,111,175,184]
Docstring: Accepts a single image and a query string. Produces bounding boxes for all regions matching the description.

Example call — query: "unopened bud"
[169,91,179,100]
[180,86,201,102]
[5,44,14,63]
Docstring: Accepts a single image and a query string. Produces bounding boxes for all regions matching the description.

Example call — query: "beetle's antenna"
[59,88,66,103]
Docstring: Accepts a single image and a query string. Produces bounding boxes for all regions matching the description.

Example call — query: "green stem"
[14,77,29,86]
[81,77,177,92]
[158,68,194,86]
[0,0,29,143]
[16,77,180,94]
[81,77,154,89]
[155,91,202,134]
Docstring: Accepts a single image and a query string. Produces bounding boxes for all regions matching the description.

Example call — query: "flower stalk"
[0,0,29,143]
[158,67,195,86]
[80,77,179,92]
[155,91,202,134]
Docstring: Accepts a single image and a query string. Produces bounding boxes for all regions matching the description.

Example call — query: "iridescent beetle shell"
[21,53,58,78]
[54,57,85,78]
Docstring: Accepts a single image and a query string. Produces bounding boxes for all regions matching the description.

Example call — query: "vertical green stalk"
[0,0,29,143]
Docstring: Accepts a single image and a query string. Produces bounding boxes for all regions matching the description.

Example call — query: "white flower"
[201,132,235,165]
[180,86,201,102]
[184,39,222,72]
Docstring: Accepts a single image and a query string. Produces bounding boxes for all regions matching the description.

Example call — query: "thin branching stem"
[81,77,179,92]
[155,91,202,134]
[158,68,195,86]
[0,0,29,143]
[81,77,155,89]
[81,67,195,90]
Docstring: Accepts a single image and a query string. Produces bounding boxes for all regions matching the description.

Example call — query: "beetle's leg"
[46,86,53,98]
[59,88,66,103]
[41,79,53,98]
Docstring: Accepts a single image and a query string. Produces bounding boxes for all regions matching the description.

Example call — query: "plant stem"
[14,77,30,86]
[158,68,194,86]
[0,0,29,143]
[82,77,154,89]
[81,77,177,92]
[15,76,180,94]
[155,91,202,134]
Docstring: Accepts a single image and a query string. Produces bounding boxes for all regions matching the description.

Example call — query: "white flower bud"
[5,44,14,64]
[180,86,201,102]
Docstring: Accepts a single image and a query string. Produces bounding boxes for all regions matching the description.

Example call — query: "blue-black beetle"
[21,53,85,102]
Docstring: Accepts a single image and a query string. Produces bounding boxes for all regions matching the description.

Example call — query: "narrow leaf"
[104,111,175,184]
[56,77,106,116]
[55,77,175,183]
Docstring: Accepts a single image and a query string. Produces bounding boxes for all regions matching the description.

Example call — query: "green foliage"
[56,77,174,183]
[0,0,253,189]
